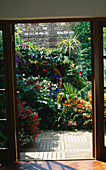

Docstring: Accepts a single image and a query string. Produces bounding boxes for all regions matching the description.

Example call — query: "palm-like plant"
[58,33,81,56]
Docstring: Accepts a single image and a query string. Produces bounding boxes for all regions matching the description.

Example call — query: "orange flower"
[78,105,82,109]
[73,101,77,104]
[73,108,77,111]
[76,99,79,102]
[68,99,72,102]
[67,104,72,107]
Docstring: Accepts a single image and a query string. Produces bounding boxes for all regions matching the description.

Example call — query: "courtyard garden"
[15,22,92,148]
[0,22,92,148]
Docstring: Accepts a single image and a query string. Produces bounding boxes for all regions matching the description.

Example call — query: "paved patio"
[20,131,93,161]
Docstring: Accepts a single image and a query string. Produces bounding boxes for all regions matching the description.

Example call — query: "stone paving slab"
[20,131,93,160]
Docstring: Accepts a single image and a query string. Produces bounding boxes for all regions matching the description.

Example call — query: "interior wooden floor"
[0,160,106,170]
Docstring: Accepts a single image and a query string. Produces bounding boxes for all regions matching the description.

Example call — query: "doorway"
[15,21,93,160]
[1,20,106,162]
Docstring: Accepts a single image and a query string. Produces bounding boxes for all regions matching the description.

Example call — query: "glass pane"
[104,59,106,86]
[0,31,3,58]
[0,30,5,89]
[0,30,8,149]
[0,93,6,118]
[0,61,5,89]
[104,59,106,146]
[0,93,8,149]
[0,121,8,149]
[103,28,106,56]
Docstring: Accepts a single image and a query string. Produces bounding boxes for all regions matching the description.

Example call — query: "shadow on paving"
[20,131,93,160]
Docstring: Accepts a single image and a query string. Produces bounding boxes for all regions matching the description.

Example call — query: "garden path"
[20,131,93,161]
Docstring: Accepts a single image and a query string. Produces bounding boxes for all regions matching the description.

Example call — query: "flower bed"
[18,99,40,147]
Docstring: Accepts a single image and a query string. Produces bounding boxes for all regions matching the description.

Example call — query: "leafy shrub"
[63,61,88,90]
[16,74,61,130]
[72,22,91,80]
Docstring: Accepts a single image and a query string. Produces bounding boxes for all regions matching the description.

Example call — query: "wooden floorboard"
[0,160,106,170]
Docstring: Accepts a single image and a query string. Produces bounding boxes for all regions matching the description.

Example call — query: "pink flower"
[29,111,33,114]
[33,136,35,139]
[18,99,21,104]
[22,115,26,119]
[79,71,82,75]
[33,114,38,119]
[22,102,26,106]
[22,43,25,48]
[18,110,22,113]
[36,132,40,135]
[33,80,37,83]
[68,122,71,126]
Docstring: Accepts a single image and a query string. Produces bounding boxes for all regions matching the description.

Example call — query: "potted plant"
[58,33,81,57]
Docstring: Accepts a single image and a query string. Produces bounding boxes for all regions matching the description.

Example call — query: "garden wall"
[15,22,75,48]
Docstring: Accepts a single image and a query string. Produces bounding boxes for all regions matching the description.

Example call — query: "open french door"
[0,23,19,162]
[92,21,106,161]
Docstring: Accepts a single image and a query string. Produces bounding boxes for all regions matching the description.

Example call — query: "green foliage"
[72,22,91,80]
[63,82,77,96]
[15,27,92,131]
[63,60,88,90]
[37,98,61,130]
[77,82,91,99]
[103,28,106,55]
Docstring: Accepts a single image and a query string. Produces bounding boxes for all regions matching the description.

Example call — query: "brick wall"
[15,22,75,49]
